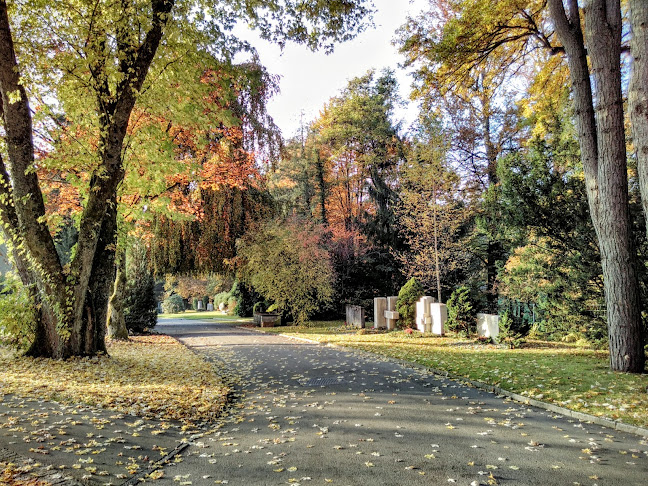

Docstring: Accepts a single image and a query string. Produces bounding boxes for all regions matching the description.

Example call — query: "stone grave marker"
[416,296,447,335]
[373,297,387,329]
[477,313,499,339]
[385,296,398,330]
[345,305,365,328]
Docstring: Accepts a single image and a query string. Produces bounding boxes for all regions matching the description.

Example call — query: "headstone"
[385,296,399,330]
[218,302,226,311]
[197,300,204,310]
[416,296,433,333]
[430,303,447,335]
[477,313,499,339]
[345,305,365,328]
[374,297,387,329]
[255,312,281,327]
[207,303,214,311]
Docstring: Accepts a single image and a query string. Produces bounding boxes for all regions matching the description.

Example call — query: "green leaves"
[396,277,424,328]
[236,217,334,325]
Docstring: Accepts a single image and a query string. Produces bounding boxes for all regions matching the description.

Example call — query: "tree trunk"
[482,90,502,313]
[316,150,328,225]
[107,248,129,340]
[88,198,119,349]
[629,0,648,233]
[548,0,645,372]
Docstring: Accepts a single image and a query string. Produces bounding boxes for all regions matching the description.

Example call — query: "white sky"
[240,0,429,139]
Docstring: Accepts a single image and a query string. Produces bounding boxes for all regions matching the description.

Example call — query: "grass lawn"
[264,321,648,428]
[159,310,253,323]
[0,335,229,424]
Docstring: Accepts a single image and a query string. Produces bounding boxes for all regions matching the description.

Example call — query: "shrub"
[447,286,474,336]
[162,294,185,314]
[253,301,266,313]
[124,271,157,333]
[226,296,237,311]
[213,291,231,309]
[0,275,36,350]
[498,311,525,349]
[396,277,424,329]
[232,280,263,317]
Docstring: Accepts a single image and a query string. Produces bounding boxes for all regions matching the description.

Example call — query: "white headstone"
[207,303,214,311]
[197,300,204,310]
[416,296,433,332]
[430,303,447,335]
[385,296,398,330]
[477,313,499,339]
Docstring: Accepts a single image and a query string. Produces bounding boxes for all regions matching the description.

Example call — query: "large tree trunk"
[548,0,645,372]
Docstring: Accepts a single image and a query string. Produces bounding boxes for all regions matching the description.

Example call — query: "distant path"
[157,319,648,485]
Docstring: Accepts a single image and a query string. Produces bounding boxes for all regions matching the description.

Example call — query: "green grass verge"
[264,323,648,428]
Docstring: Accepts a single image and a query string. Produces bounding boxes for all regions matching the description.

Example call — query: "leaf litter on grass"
[0,335,229,424]
[0,335,231,484]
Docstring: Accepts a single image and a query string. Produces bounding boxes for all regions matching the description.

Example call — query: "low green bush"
[162,294,185,314]
[0,275,36,350]
[498,311,525,349]
[213,291,231,309]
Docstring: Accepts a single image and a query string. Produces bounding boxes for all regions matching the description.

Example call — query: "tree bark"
[629,0,648,234]
[548,0,645,372]
[107,248,129,340]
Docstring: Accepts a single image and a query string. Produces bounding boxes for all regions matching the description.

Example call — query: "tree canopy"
[0,0,373,358]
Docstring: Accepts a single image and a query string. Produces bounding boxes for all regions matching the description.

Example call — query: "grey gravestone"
[345,305,365,328]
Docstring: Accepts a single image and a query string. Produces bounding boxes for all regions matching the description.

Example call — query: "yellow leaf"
[149,470,164,480]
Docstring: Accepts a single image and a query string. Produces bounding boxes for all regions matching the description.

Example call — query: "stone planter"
[254,312,281,327]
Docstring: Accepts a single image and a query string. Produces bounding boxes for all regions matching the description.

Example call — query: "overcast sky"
[240,0,428,139]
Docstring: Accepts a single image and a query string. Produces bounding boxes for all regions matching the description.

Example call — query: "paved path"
[157,320,648,486]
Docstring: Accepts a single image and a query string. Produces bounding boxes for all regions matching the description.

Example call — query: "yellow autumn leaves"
[0,335,228,423]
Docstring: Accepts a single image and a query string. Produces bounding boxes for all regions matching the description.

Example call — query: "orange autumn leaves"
[37,80,262,229]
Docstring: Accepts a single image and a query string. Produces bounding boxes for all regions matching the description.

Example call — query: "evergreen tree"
[396,277,424,329]
[124,244,157,334]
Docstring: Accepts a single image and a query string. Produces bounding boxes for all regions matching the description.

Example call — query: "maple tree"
[0,0,372,358]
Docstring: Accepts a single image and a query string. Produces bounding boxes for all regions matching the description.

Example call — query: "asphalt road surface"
[155,319,648,486]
